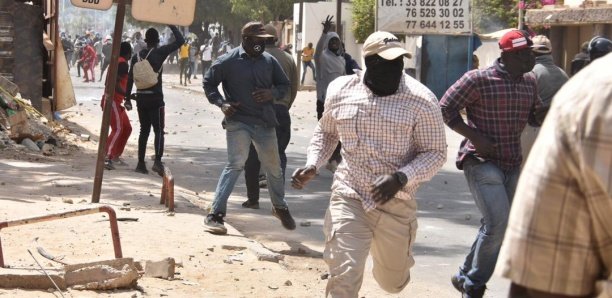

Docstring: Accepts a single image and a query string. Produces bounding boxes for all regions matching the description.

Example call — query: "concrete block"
[64,258,139,290]
[144,257,175,280]
[0,268,66,290]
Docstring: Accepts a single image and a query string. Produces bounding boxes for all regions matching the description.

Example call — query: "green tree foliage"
[230,0,295,22]
[472,0,519,32]
[352,0,375,43]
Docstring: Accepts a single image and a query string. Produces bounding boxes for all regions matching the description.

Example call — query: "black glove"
[370,172,406,205]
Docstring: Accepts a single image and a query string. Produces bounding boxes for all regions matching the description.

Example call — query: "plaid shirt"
[306,71,447,212]
[498,54,612,296]
[439,59,542,170]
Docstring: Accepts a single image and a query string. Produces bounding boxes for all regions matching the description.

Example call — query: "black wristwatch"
[393,171,408,186]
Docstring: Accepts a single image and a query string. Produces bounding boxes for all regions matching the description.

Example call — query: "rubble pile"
[0,76,81,159]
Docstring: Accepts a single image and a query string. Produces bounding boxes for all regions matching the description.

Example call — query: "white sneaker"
[111,157,129,167]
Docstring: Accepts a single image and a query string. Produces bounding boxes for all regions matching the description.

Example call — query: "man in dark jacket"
[202,21,295,235]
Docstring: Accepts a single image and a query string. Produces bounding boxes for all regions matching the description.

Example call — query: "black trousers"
[201,60,212,78]
[244,104,291,202]
[100,59,111,80]
[136,95,165,163]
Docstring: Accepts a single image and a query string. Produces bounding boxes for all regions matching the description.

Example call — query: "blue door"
[422,35,473,99]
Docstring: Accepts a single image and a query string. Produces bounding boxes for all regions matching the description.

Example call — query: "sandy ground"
[0,77,330,298]
[0,128,330,298]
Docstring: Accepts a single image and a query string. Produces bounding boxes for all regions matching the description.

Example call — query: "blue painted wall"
[422,35,471,99]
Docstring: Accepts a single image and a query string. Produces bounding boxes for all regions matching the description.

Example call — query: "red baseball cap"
[499,30,534,52]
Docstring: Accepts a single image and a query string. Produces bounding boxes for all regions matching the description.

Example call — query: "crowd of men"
[67,19,611,298]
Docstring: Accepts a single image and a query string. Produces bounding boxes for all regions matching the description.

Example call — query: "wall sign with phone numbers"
[377,0,471,35]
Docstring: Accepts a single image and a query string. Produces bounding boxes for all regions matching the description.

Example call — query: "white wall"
[473,39,501,69]
[294,1,361,85]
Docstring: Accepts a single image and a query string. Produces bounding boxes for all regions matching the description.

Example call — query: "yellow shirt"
[302,47,314,62]
[179,44,190,59]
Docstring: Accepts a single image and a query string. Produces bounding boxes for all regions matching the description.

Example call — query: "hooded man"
[314,15,346,120]
[314,16,346,171]
[292,31,446,297]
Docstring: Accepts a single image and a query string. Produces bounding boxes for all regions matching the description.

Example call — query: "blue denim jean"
[244,104,291,202]
[211,120,287,216]
[458,157,520,291]
[301,61,315,84]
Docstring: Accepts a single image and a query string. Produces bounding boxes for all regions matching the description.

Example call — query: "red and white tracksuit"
[102,56,132,160]
[80,44,97,82]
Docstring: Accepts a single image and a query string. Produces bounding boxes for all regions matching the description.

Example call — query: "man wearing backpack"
[126,25,184,176]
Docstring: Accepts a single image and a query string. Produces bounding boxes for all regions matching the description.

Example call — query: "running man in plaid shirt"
[292,31,447,297]
[439,30,547,298]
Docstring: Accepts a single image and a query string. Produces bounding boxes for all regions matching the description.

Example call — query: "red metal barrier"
[0,206,122,268]
[160,167,174,212]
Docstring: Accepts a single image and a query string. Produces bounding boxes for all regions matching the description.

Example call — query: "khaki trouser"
[323,193,418,298]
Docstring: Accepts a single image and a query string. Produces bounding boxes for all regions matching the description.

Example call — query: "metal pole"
[518,0,524,29]
[374,0,378,31]
[0,206,123,267]
[53,0,59,113]
[297,1,303,87]
[336,0,342,41]
[92,0,127,203]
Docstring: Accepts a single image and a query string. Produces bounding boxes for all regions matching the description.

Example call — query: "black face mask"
[364,55,404,96]
[243,37,266,57]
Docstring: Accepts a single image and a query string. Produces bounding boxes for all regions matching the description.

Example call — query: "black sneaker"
[104,158,115,170]
[463,286,485,298]
[272,207,296,230]
[451,273,464,293]
[152,161,165,177]
[241,200,260,209]
[204,213,227,235]
[135,161,148,174]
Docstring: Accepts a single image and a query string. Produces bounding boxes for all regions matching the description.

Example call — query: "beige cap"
[532,35,552,54]
[363,31,411,60]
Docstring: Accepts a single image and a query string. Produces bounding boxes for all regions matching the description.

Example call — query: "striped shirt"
[439,59,542,170]
[306,71,447,212]
[498,53,612,297]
